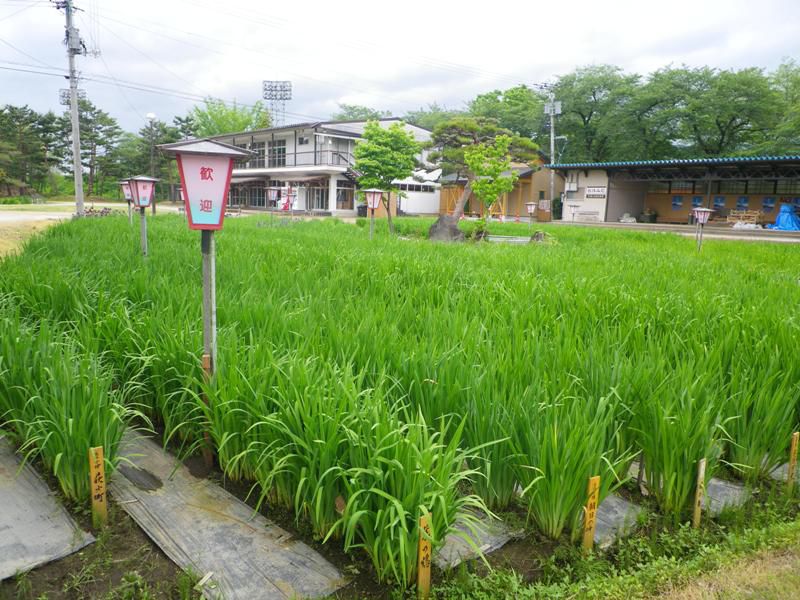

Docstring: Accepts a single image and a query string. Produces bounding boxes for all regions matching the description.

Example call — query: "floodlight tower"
[262,81,293,126]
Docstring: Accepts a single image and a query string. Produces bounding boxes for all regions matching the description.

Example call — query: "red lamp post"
[364,188,383,240]
[158,139,252,380]
[525,201,537,234]
[119,180,133,225]
[128,175,159,256]
[691,207,714,251]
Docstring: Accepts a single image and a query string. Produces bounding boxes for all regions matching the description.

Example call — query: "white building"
[211,118,440,217]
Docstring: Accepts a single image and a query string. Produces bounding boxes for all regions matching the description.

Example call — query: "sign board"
[581,475,600,552]
[176,154,233,230]
[585,186,607,199]
[132,180,155,208]
[538,199,551,212]
[121,183,132,201]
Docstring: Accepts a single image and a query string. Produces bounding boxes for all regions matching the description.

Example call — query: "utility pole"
[146,113,157,214]
[58,0,86,217]
[544,90,562,215]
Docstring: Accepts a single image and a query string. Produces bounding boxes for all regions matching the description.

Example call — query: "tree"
[353,121,420,234]
[666,66,781,156]
[468,85,543,139]
[404,103,464,131]
[190,98,270,137]
[331,103,391,121]
[426,116,537,240]
[173,114,197,140]
[0,105,61,192]
[464,135,518,235]
[552,65,639,162]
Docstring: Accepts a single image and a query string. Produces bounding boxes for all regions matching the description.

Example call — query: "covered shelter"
[549,156,800,225]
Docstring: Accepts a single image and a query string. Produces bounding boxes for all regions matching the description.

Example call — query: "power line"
[0,0,44,23]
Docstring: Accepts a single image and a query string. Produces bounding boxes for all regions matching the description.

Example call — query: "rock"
[428,215,465,242]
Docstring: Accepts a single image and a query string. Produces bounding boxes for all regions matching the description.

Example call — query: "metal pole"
[127,200,132,226]
[150,123,157,215]
[65,0,84,217]
[698,223,705,252]
[201,230,217,373]
[139,207,148,256]
[549,92,556,215]
[370,207,375,240]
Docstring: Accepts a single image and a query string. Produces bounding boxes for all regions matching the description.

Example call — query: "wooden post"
[140,207,148,256]
[88,446,108,529]
[417,514,432,600]
[787,432,799,493]
[581,475,600,553]
[692,458,706,528]
[127,200,132,226]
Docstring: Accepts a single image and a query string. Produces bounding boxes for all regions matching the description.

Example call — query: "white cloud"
[0,0,798,130]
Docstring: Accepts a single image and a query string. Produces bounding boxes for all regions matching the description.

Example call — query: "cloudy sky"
[1,0,798,132]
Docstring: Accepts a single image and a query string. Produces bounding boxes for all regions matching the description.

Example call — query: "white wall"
[399,191,440,215]
[561,169,609,222]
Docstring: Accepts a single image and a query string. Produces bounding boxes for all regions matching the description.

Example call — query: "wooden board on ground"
[110,432,347,600]
[0,435,95,580]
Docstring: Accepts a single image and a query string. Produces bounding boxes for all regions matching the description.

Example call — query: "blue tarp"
[766,204,800,231]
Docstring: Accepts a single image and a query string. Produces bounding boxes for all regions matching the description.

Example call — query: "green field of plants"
[1,215,798,588]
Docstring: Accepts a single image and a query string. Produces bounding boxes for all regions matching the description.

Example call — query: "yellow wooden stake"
[692,458,707,529]
[417,514,432,599]
[787,432,799,493]
[581,475,601,553]
[88,446,108,529]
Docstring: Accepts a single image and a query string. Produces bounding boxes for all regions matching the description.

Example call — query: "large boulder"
[428,215,465,242]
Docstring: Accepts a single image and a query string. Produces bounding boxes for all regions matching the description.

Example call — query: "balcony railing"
[236,150,354,170]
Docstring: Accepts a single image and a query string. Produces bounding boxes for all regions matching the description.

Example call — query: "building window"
[228,186,244,206]
[250,142,265,168]
[307,187,329,211]
[250,186,266,208]
[268,139,286,167]
[234,144,249,168]
[298,135,310,145]
[748,180,776,194]
[538,190,545,200]
[776,180,800,194]
[671,181,693,193]
[648,181,670,192]
[337,180,354,210]
[717,180,746,194]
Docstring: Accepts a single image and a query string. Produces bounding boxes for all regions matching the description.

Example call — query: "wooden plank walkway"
[110,433,346,600]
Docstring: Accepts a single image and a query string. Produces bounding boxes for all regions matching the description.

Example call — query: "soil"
[0,497,197,600]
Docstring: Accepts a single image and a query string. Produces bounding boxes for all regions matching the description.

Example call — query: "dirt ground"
[0,220,58,257]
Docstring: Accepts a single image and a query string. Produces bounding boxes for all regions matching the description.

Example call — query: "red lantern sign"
[119,181,132,202]
[691,207,714,225]
[160,139,253,231]
[364,188,383,210]
[128,176,158,208]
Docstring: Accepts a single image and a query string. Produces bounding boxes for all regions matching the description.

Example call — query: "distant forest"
[2,61,798,195]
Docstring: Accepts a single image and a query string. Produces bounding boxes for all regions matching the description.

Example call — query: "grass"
[0,215,798,588]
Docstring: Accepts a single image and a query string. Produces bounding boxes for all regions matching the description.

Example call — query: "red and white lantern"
[691,207,714,225]
[128,176,158,208]
[364,188,383,210]
[119,181,132,202]
[159,139,252,230]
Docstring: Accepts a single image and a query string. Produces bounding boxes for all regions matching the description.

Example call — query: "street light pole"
[544,91,562,217]
[147,113,157,214]
[63,0,85,217]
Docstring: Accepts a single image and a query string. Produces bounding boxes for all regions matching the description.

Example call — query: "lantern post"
[525,201,537,235]
[286,185,297,221]
[159,139,252,379]
[691,207,714,252]
[364,189,383,240]
[119,180,133,226]
[128,175,159,257]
